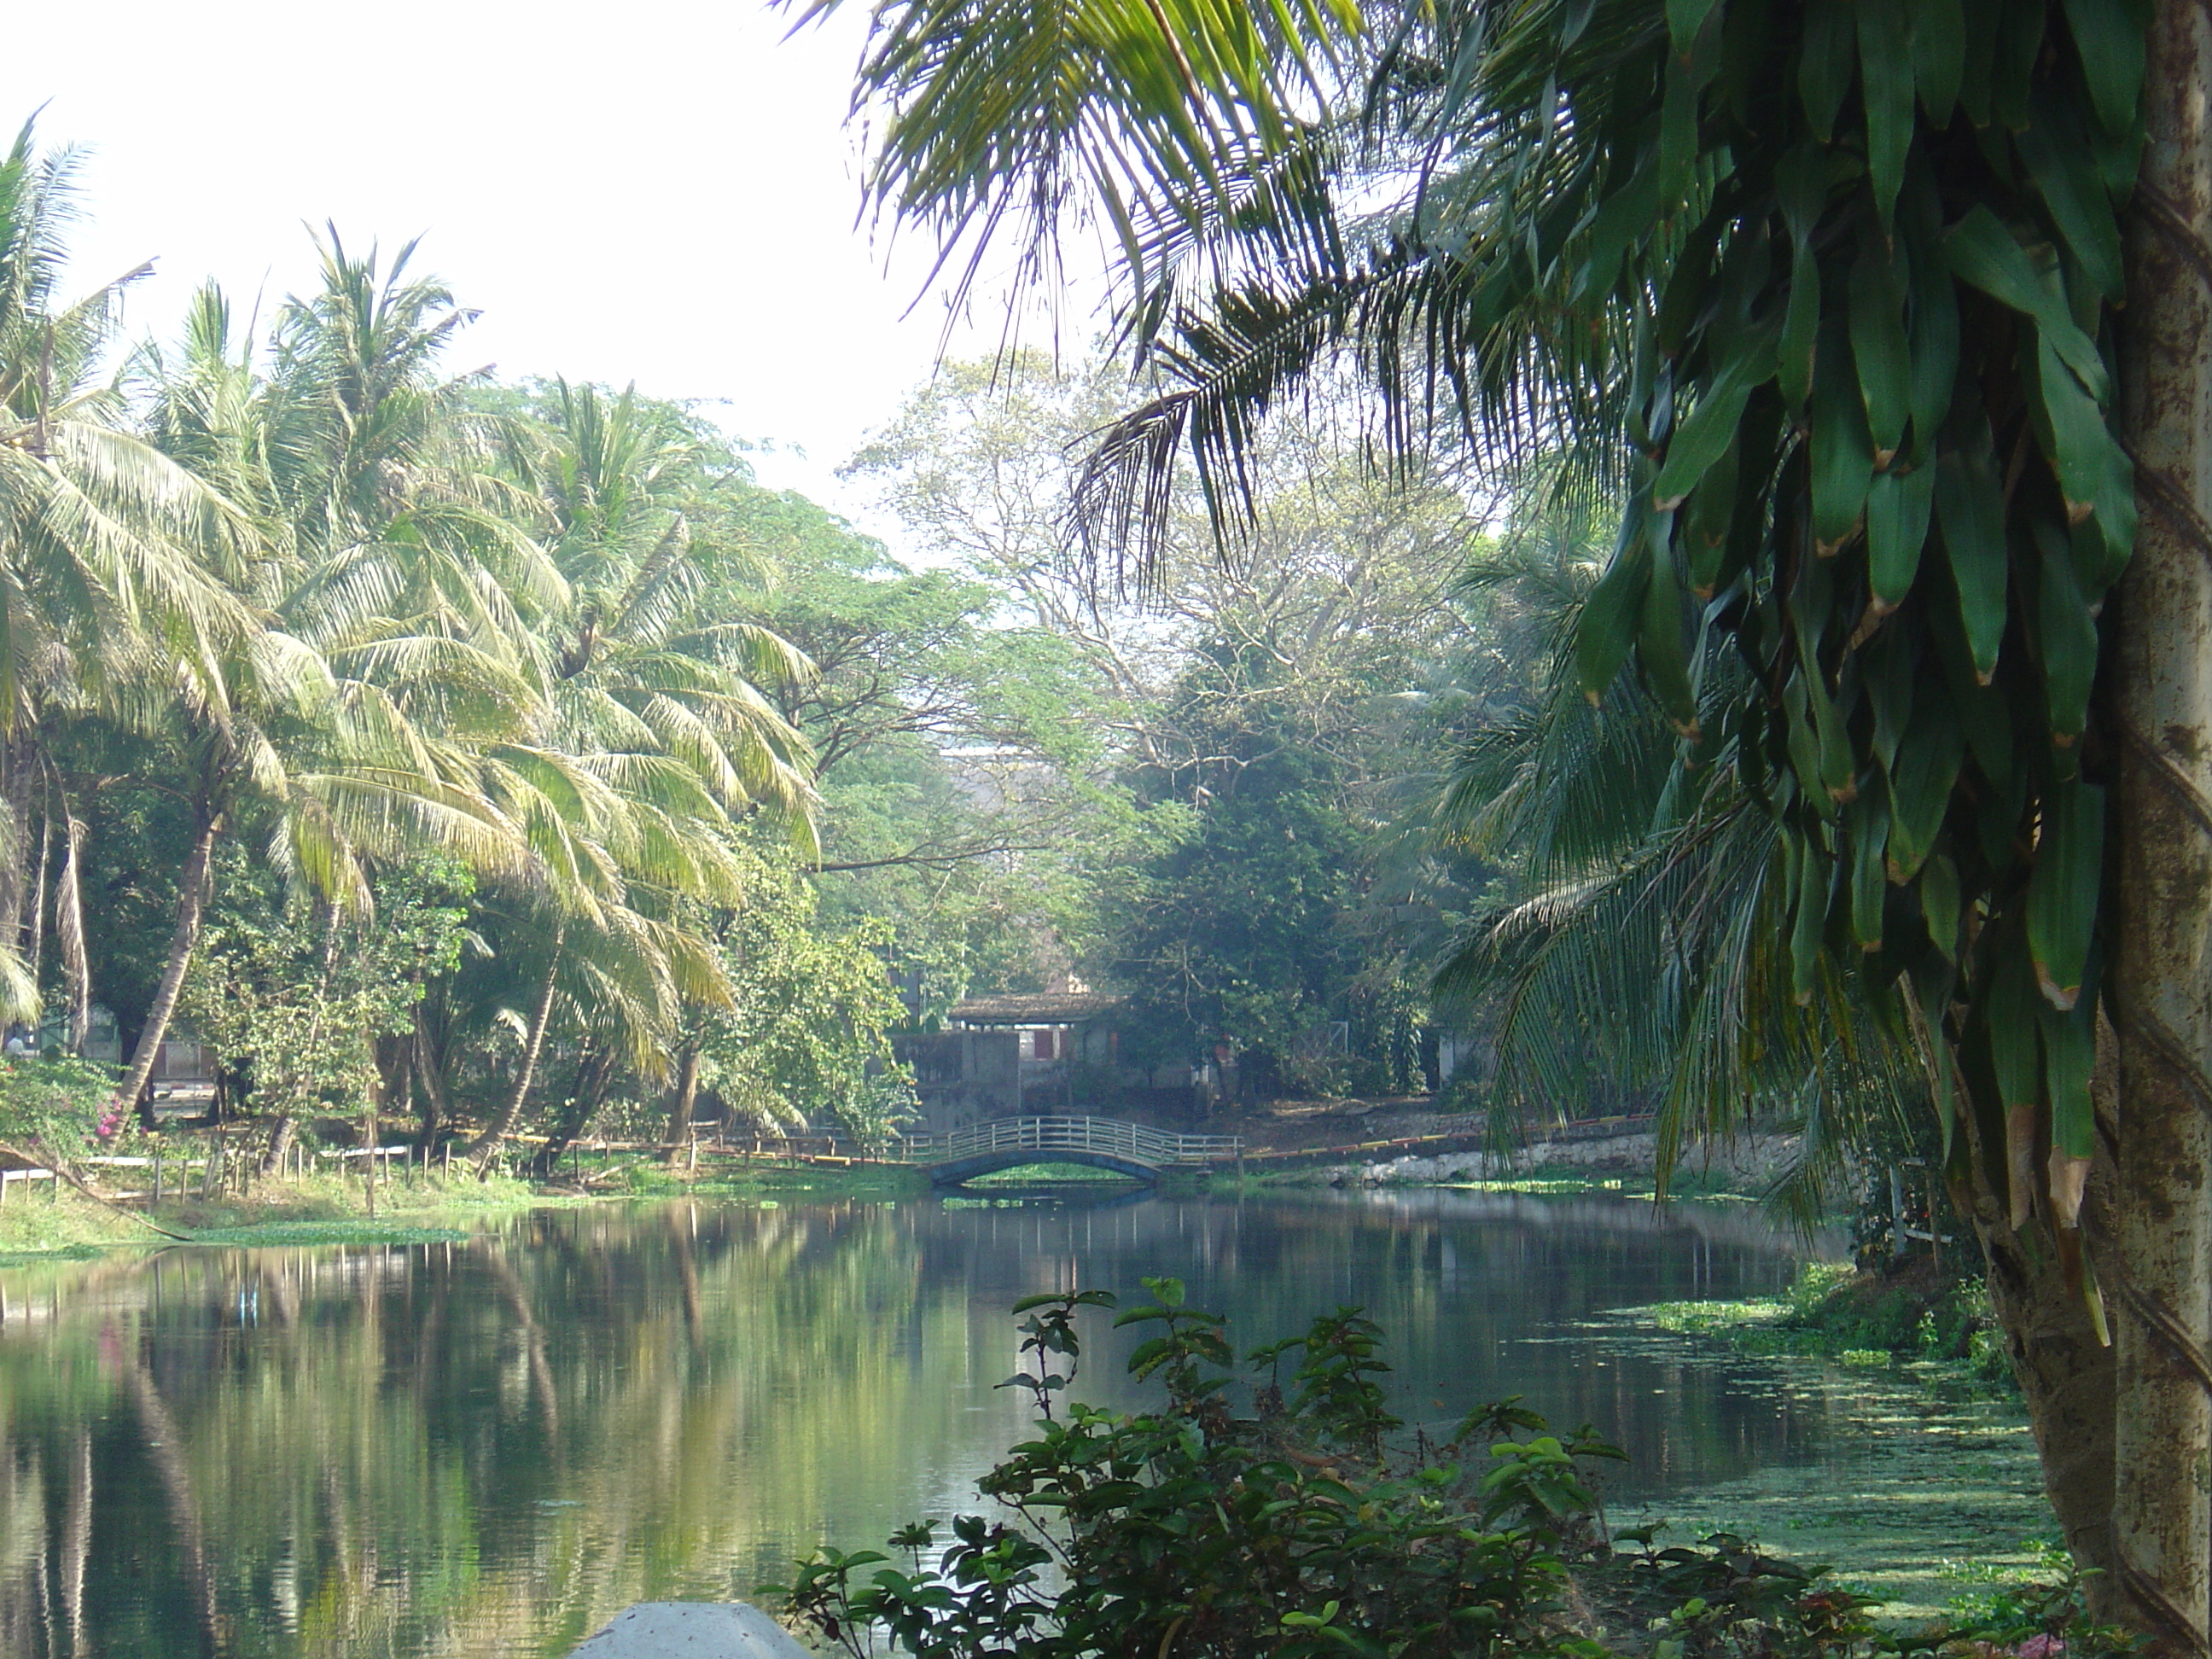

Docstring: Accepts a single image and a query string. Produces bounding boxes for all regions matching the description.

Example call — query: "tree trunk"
[370,1027,409,1156]
[2112,7,2212,1650]
[364,1079,379,1218]
[529,1045,614,1177]
[25,806,49,992]
[414,1006,450,1155]
[110,812,221,1131]
[60,1429,89,1657]
[1954,1086,2121,1599]
[259,1115,297,1179]
[467,924,564,1170]
[387,1031,412,1164]
[664,1045,702,1165]
[125,1357,227,1654]
[0,741,32,960]
[52,786,89,1055]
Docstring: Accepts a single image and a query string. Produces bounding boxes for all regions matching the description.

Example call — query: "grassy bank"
[617,1157,931,1201]
[0,1148,1196,1258]
[0,1164,549,1257]
[1633,1257,2013,1391]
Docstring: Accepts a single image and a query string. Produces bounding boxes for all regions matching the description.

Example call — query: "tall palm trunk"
[414,1006,451,1155]
[110,812,221,1128]
[25,808,49,989]
[468,923,565,1170]
[52,786,89,1054]
[384,1030,412,1157]
[663,1044,702,1164]
[0,740,34,957]
[2113,8,2212,1649]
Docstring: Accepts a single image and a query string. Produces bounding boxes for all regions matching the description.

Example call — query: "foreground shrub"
[768,1280,1908,1659]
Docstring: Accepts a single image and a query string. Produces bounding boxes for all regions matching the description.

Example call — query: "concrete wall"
[893,1030,1022,1133]
[1321,1129,1806,1188]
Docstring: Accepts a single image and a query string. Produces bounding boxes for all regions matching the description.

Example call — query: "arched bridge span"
[899,1117,1243,1189]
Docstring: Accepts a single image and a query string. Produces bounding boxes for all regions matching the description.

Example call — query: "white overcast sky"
[0,0,1084,542]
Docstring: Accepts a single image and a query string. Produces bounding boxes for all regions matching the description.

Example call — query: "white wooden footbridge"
[896,1116,1243,1187]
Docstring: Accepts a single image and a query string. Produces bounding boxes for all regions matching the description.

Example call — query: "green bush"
[1435,1073,1486,1115]
[0,1054,118,1155]
[768,1284,1887,1659]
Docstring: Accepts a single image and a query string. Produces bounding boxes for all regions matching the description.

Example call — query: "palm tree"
[818,0,2200,1633]
[0,122,256,1016]
[1431,533,1920,1228]
[444,381,823,1169]
[454,741,744,1168]
[499,380,818,840]
[131,258,816,1169]
[110,246,551,1128]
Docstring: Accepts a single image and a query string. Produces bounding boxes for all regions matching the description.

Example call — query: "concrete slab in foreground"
[567,1602,811,1659]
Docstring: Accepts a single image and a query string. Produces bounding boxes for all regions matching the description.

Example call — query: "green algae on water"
[1593,1306,2047,1621]
[181,1220,471,1247]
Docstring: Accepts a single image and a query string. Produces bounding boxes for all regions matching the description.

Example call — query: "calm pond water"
[0,1188,2038,1656]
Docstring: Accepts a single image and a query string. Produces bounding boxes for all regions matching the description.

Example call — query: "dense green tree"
[693,848,915,1148]
[1102,664,1370,1095]
[179,859,471,1165]
[857,353,1489,1084]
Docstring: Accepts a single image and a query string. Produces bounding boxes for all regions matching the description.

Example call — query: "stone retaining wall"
[1322,1129,1802,1189]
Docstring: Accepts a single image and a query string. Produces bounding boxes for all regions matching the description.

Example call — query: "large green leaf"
[2040,992,2097,1222]
[1850,239,1912,461]
[1884,699,1964,881]
[1848,794,1890,950]
[1920,852,1960,960]
[1943,207,2107,397]
[1932,422,2009,682]
[1911,0,1966,125]
[1651,331,1772,509]
[1638,530,1700,735]
[1856,0,1915,225]
[2034,519,2099,748]
[2017,95,2124,299]
[1797,0,1856,141]
[1575,515,1650,701]
[1866,463,1936,610]
[1809,327,1874,551]
[2060,0,2148,136]
[1790,835,1831,1004]
[2026,777,2104,1010]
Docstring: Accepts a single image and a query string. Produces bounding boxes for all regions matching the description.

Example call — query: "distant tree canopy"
[853,354,1510,1095]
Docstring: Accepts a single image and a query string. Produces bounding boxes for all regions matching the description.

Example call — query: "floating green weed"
[183,1220,469,1247]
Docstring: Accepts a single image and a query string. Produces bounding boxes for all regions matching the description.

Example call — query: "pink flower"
[2017,1634,2065,1659]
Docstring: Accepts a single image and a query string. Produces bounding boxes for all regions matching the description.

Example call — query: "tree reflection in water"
[0,1190,1818,1658]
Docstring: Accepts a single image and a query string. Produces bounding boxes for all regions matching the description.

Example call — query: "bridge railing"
[897,1116,1243,1168]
